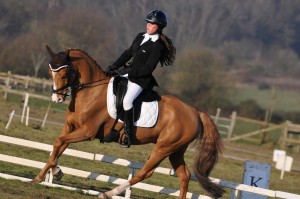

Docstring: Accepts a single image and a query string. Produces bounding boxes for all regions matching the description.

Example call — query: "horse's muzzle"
[52,93,65,103]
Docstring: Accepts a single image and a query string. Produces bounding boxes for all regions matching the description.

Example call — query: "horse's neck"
[78,63,103,83]
[72,60,108,105]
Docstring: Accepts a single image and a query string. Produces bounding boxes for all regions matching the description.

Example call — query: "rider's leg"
[121,80,143,147]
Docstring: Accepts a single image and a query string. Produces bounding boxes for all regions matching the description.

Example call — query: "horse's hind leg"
[98,145,171,199]
[169,148,191,199]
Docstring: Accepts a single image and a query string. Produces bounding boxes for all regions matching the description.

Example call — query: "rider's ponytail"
[160,34,176,66]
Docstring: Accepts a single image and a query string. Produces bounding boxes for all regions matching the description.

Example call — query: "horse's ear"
[46,45,55,58]
[64,49,71,62]
[66,48,71,54]
[65,49,71,56]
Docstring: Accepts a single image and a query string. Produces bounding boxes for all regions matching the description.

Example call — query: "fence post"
[227,111,237,140]
[124,167,134,198]
[230,189,239,199]
[215,108,221,123]
[42,103,51,128]
[26,106,30,126]
[280,122,288,149]
[25,75,30,90]
[6,110,15,130]
[21,93,29,123]
[4,71,12,100]
[260,110,271,144]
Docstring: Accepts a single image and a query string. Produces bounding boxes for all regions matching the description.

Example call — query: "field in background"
[231,86,300,112]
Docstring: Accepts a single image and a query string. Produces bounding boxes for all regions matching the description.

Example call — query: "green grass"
[231,87,300,112]
[0,90,300,198]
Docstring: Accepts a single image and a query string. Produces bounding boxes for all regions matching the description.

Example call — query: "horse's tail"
[193,111,225,198]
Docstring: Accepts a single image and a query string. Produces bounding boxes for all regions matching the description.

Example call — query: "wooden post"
[281,122,288,149]
[42,103,51,128]
[21,93,29,123]
[227,111,237,140]
[5,110,15,130]
[230,189,240,199]
[260,110,270,144]
[25,75,29,90]
[4,71,11,100]
[215,108,221,123]
[125,167,134,198]
[25,106,30,126]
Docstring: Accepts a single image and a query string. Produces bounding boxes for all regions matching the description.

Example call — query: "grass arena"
[0,90,300,198]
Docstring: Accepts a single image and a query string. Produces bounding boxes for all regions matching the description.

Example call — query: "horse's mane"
[67,48,102,70]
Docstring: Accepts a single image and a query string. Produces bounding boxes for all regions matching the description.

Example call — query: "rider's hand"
[105,65,118,76]
[115,67,130,76]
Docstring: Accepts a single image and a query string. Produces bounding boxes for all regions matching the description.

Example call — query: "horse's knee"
[53,137,63,148]
[134,170,147,180]
[129,170,153,185]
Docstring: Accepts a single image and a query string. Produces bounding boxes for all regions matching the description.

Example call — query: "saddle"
[113,76,160,121]
[103,76,160,143]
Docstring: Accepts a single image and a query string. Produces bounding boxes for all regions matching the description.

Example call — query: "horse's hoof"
[53,169,64,181]
[29,178,42,184]
[98,193,110,199]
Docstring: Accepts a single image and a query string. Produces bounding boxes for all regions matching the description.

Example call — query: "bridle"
[49,63,77,97]
[49,62,110,96]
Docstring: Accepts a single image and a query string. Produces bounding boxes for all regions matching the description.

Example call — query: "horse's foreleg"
[169,148,190,199]
[31,127,89,183]
[50,143,69,180]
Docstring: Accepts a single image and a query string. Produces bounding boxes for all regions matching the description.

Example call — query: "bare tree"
[31,52,46,77]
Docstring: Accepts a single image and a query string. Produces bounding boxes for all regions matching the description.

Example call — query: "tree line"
[0,0,300,118]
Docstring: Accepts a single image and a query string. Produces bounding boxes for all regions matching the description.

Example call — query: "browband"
[49,63,69,72]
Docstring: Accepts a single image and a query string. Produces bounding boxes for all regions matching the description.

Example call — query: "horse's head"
[46,45,74,103]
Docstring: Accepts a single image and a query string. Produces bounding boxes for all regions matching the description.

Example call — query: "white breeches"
[123,79,143,111]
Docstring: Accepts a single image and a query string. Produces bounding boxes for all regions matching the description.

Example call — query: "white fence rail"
[0,135,299,199]
[0,71,52,92]
[0,135,202,199]
[0,172,101,196]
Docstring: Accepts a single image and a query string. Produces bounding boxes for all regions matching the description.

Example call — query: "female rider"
[106,9,176,147]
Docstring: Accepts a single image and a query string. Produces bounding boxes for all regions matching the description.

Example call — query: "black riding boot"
[120,108,134,148]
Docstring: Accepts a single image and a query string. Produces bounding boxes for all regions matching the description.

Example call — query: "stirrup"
[119,133,131,148]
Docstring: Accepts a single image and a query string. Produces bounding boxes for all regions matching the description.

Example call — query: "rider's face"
[146,23,158,35]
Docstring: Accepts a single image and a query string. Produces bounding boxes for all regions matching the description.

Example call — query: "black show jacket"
[113,32,163,90]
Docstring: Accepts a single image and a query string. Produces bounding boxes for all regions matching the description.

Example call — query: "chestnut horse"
[31,45,225,199]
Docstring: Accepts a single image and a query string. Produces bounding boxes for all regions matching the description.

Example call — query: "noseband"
[49,63,77,96]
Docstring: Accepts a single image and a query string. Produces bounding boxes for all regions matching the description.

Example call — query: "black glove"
[115,66,131,76]
[105,65,118,76]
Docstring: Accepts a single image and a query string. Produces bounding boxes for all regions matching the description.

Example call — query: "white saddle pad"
[107,77,159,127]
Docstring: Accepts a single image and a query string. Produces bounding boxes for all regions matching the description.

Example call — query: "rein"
[50,63,110,95]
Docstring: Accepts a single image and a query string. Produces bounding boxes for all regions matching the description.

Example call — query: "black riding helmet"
[145,10,167,28]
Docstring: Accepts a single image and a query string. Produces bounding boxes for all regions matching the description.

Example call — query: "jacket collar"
[140,33,159,45]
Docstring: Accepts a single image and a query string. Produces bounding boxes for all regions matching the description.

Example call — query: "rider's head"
[145,10,167,34]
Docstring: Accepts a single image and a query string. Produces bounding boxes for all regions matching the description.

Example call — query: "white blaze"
[51,71,60,102]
